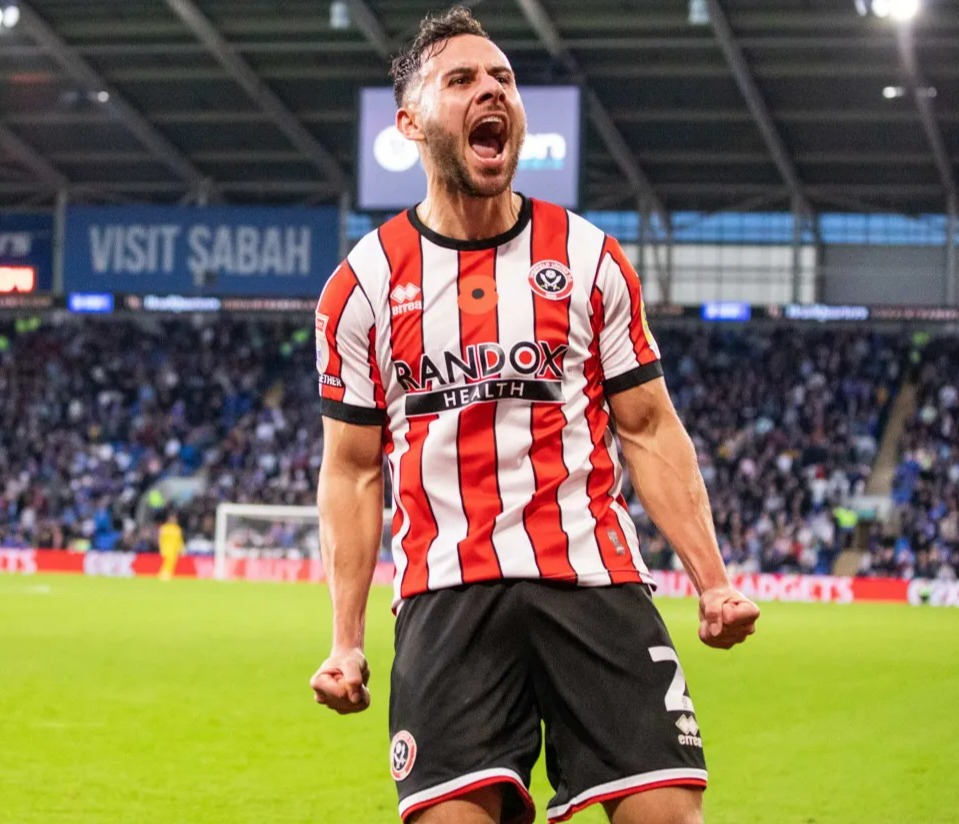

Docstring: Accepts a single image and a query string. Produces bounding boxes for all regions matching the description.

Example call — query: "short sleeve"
[594,237,663,396]
[315,261,386,426]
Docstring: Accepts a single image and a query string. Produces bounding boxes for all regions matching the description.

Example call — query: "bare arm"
[609,377,759,649]
[310,416,384,712]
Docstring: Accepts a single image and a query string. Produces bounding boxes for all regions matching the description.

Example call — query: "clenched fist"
[310,648,371,714]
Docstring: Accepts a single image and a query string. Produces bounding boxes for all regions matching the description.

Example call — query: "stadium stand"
[7,314,955,582]
[862,338,959,581]
[0,316,321,555]
[628,327,907,577]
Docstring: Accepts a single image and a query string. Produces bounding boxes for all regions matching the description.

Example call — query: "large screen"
[357,86,581,211]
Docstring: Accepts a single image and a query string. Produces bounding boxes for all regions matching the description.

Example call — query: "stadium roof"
[1,0,958,215]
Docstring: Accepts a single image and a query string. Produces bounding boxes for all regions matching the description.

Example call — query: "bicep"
[320,417,383,478]
[607,376,677,446]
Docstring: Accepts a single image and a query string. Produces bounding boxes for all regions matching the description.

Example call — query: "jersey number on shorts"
[648,646,696,713]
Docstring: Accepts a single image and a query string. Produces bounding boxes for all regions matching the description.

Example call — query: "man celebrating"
[310,7,759,824]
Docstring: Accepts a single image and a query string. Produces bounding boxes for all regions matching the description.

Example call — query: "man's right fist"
[310,648,371,714]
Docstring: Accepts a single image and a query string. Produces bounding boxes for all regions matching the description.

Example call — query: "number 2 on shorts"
[649,646,696,713]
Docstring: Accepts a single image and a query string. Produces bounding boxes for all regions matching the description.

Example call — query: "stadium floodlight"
[0,3,20,29]
[859,0,921,20]
[688,0,710,25]
[330,1,350,30]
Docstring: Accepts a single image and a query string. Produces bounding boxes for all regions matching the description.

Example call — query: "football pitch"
[1,575,957,824]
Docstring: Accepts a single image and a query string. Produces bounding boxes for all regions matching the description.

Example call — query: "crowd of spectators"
[1,314,954,582]
[864,338,959,581]
[0,315,322,554]
[627,327,906,576]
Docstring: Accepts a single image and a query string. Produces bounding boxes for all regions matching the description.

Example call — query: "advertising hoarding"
[0,212,54,292]
[64,205,339,297]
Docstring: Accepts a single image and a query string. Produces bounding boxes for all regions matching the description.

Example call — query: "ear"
[396,105,424,143]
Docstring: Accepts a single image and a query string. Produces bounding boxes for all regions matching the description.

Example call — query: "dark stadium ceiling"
[1,0,958,215]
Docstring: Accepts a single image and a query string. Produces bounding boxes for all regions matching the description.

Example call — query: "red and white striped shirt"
[316,196,663,607]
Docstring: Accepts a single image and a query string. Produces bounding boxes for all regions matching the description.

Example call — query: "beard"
[422,118,526,198]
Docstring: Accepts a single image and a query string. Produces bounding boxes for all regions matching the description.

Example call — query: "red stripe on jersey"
[604,237,657,366]
[316,263,361,403]
[524,200,576,580]
[584,280,643,584]
[455,249,503,582]
[379,215,438,599]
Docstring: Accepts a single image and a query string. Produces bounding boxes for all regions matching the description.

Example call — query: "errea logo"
[390,283,422,317]
[676,714,703,748]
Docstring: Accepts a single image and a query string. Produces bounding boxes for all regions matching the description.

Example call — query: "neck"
[415,184,521,241]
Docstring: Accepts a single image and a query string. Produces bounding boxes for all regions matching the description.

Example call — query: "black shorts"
[388,580,707,823]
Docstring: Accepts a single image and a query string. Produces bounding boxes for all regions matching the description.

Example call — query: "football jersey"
[315,196,663,608]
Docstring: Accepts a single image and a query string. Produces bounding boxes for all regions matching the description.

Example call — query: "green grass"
[1,574,957,824]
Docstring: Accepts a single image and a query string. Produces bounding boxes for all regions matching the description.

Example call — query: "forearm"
[621,415,730,595]
[317,464,384,651]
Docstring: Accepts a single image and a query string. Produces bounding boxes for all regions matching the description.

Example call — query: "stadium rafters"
[15,0,219,202]
[895,24,959,215]
[703,0,812,219]
[345,0,395,60]
[162,0,349,194]
[512,0,668,225]
[0,120,68,191]
[1,1,959,212]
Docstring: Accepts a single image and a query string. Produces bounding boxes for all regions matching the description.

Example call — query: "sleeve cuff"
[603,361,664,396]
[320,398,386,426]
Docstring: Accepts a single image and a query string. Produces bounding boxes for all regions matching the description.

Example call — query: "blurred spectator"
[863,338,959,581]
[627,327,905,576]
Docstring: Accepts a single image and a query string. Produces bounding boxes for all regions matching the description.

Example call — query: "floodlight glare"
[866,0,920,19]
[1,4,20,28]
[96,91,110,103]
[888,0,920,20]
[882,85,905,98]
[330,1,350,30]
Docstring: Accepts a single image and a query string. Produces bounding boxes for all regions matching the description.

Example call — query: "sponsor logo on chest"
[395,340,567,393]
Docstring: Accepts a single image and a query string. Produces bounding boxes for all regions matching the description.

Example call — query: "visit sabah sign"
[64,205,339,296]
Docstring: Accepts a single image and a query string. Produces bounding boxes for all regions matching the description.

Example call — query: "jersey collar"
[406,194,532,251]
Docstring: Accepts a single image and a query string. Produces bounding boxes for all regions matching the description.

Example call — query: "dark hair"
[390,5,489,106]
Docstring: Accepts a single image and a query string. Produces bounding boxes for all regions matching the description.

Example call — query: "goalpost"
[213,503,392,581]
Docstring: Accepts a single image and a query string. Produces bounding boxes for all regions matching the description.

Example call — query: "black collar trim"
[406,194,532,251]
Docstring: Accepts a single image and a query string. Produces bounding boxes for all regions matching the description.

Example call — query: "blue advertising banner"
[0,212,54,292]
[357,86,581,210]
[64,205,339,297]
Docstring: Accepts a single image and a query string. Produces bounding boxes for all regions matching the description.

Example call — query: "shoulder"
[346,211,420,278]
[529,197,607,248]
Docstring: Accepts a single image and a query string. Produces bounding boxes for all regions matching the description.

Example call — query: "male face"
[398,34,527,198]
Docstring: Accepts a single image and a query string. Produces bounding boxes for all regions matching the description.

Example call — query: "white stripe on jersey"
[419,241,469,590]
[347,232,413,602]
[335,288,378,409]
[555,213,615,582]
[489,224,541,579]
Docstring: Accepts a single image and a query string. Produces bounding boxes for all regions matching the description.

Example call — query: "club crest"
[390,730,417,781]
[528,260,573,300]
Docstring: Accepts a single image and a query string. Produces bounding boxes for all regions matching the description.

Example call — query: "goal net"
[212,503,392,582]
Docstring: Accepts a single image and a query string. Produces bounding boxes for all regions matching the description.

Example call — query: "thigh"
[390,582,540,824]
[409,785,502,824]
[604,785,704,824]
[521,582,708,823]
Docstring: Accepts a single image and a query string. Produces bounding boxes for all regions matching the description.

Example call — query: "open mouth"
[468,116,507,161]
